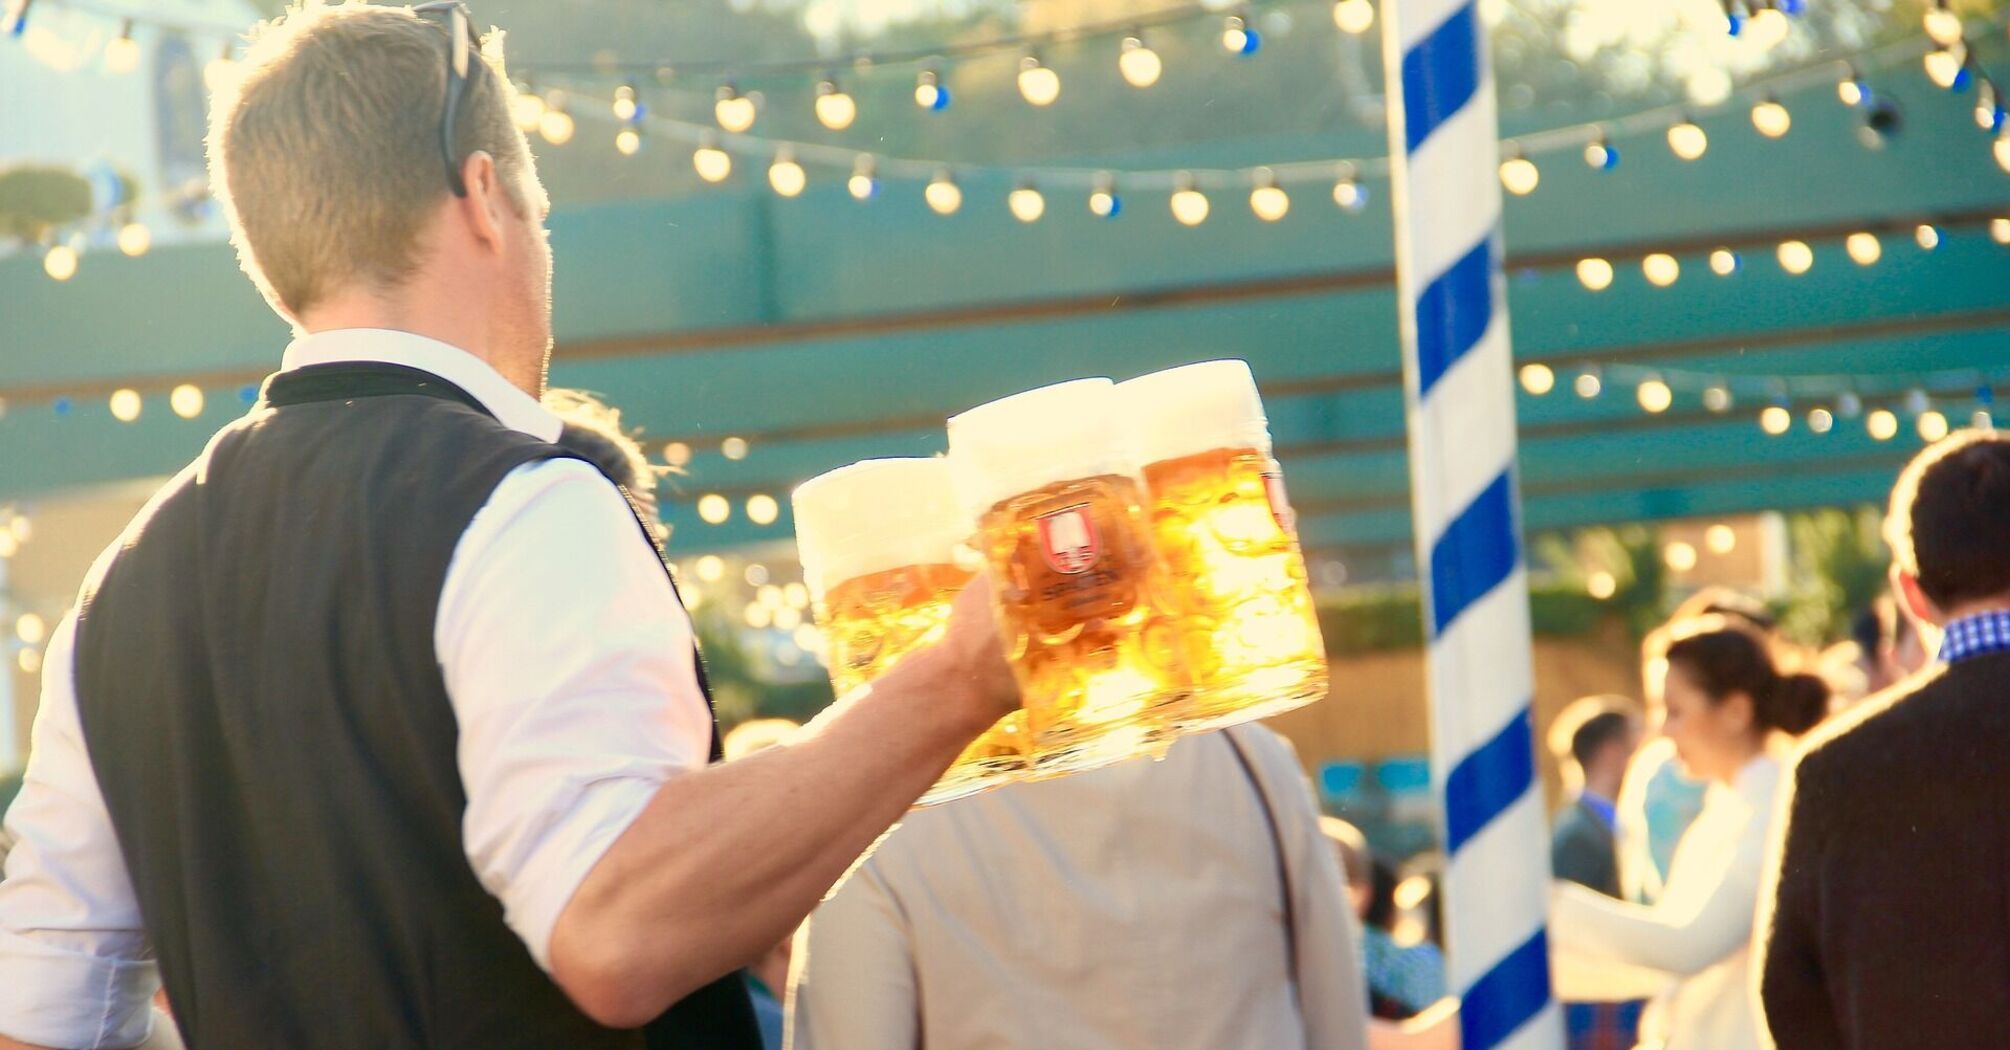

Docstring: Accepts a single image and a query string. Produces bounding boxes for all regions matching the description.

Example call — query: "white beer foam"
[792,457,967,596]
[1115,359,1273,468]
[946,378,1141,518]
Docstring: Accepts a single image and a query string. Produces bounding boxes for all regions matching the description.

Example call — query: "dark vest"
[71,363,760,1049]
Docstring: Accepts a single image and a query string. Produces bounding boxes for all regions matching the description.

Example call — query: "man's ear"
[1892,565,1942,630]
[455,150,508,255]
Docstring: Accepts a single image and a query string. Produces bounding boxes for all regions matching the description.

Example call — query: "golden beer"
[793,459,1026,806]
[1118,361,1327,732]
[949,380,1191,776]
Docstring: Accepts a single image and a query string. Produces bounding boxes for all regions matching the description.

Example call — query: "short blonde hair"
[207,2,534,317]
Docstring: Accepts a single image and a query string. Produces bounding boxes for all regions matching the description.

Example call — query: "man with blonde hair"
[0,5,1015,1048]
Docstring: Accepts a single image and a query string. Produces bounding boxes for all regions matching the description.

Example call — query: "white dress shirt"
[786,725,1370,1050]
[1549,750,1785,1050]
[0,329,713,1048]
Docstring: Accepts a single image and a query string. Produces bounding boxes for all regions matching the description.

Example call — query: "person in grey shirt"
[786,724,1371,1050]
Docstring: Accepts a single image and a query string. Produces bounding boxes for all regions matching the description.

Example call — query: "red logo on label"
[1262,472,1297,536]
[1037,505,1101,575]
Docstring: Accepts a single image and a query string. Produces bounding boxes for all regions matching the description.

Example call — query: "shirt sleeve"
[0,612,162,1049]
[784,861,921,1050]
[1548,789,1769,980]
[437,458,714,973]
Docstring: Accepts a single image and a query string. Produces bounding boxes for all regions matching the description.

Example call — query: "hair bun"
[1762,672,1829,736]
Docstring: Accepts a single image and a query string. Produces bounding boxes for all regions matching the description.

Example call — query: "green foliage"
[0,166,94,241]
[1776,506,1889,647]
[690,599,835,729]
[1315,578,1619,656]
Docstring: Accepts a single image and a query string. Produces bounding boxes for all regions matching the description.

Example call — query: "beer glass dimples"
[947,379,1191,776]
[1115,361,1328,732]
[792,458,1026,805]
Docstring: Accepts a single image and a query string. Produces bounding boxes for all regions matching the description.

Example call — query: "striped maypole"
[1380,1,1562,1048]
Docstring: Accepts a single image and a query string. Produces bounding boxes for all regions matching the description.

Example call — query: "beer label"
[1036,504,1101,575]
[1262,471,1296,536]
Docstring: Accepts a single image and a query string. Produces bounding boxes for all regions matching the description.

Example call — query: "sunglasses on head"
[413,1,481,197]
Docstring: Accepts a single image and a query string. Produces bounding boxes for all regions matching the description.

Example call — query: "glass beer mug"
[792,457,1026,806]
[1115,360,1327,732]
[946,379,1190,776]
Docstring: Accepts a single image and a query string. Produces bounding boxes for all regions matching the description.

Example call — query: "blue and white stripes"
[1381,2,1561,1048]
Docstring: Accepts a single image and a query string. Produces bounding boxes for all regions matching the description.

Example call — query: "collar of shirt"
[1939,609,2010,666]
[1577,790,1618,831]
[279,328,562,443]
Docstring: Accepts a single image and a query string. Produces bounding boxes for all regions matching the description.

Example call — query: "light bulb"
[1090,174,1122,219]
[1995,132,2010,175]
[714,85,757,132]
[1745,7,1790,49]
[43,243,77,281]
[693,138,732,183]
[1331,174,1367,213]
[539,107,575,146]
[925,171,962,215]
[1916,224,1941,250]
[1751,97,1791,138]
[1709,248,1740,275]
[1642,253,1679,287]
[1222,15,1260,55]
[109,388,142,422]
[1919,410,1950,442]
[203,44,239,93]
[1665,541,1698,573]
[614,126,641,156]
[1333,0,1374,34]
[1575,372,1602,398]
[170,384,204,419]
[848,156,878,200]
[1249,169,1289,221]
[1777,239,1813,275]
[1845,231,1881,266]
[1008,183,1046,223]
[1925,4,1964,47]
[1838,72,1866,107]
[1519,363,1555,395]
[511,90,546,131]
[1118,36,1162,88]
[815,80,857,130]
[746,494,780,526]
[697,494,731,524]
[768,152,806,197]
[1498,154,1539,195]
[1584,138,1618,170]
[1170,174,1209,226]
[612,84,638,121]
[1704,385,1733,413]
[1925,47,1964,91]
[914,69,949,111]
[1975,409,1995,430]
[1587,571,1618,600]
[1668,119,1708,160]
[1018,56,1060,107]
[1760,406,1792,435]
[1576,257,1614,291]
[104,19,138,74]
[1992,217,2010,244]
[1706,524,1737,554]
[116,221,150,257]
[1867,408,1899,440]
[1808,407,1835,433]
[1638,378,1673,413]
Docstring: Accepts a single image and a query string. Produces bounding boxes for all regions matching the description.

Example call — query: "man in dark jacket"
[1758,429,2010,1048]
[1547,696,1640,897]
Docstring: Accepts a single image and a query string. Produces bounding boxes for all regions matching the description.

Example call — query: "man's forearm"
[547,642,993,1026]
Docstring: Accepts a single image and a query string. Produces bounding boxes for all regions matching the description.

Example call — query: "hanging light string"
[553,14,2003,194]
[523,0,1298,78]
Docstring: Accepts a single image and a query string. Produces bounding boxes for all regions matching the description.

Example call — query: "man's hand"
[934,573,1020,729]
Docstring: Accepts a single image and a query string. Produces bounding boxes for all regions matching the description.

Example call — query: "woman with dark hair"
[1548,616,1827,1050]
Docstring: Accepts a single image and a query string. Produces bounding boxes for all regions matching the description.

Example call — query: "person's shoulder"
[1791,665,1956,786]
